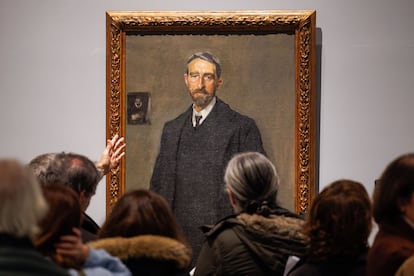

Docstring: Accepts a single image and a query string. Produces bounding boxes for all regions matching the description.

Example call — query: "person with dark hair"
[90,189,192,276]
[150,51,266,264]
[367,153,414,276]
[28,134,125,186]
[28,152,59,185]
[35,184,83,269]
[193,152,306,275]
[44,152,101,242]
[287,179,372,276]
[28,134,126,242]
[0,159,68,275]
[34,184,131,275]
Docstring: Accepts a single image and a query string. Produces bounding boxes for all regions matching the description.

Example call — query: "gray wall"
[1,0,414,227]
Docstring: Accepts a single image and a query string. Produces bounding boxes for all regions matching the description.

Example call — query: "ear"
[78,190,91,212]
[216,77,223,89]
[184,73,189,87]
[79,190,86,204]
[226,188,242,213]
[226,188,237,206]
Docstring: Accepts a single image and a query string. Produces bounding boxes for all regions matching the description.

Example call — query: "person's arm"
[193,238,219,276]
[95,134,126,177]
[195,227,256,276]
[55,228,90,267]
[240,119,266,155]
[56,228,131,276]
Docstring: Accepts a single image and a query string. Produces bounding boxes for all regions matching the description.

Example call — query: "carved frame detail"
[106,10,317,214]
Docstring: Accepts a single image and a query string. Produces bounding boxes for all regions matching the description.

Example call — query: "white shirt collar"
[192,97,216,127]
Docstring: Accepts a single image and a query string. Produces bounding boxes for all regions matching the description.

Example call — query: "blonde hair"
[0,159,48,238]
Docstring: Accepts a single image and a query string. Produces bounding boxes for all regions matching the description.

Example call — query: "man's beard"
[191,89,215,108]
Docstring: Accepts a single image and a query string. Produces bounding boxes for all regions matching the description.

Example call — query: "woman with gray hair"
[0,159,68,275]
[194,152,307,276]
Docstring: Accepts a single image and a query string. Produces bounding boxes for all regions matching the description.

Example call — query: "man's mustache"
[193,89,208,94]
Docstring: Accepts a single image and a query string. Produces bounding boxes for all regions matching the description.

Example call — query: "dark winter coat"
[194,208,307,276]
[367,217,414,276]
[81,212,100,242]
[0,233,69,276]
[287,248,368,276]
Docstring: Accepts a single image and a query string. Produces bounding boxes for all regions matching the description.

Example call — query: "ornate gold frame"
[106,10,317,214]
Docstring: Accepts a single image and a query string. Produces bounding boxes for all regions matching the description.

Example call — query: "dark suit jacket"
[150,97,265,209]
[150,98,266,264]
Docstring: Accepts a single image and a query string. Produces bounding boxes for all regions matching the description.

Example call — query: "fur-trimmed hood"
[88,235,191,270]
[236,213,306,242]
[203,212,306,242]
[200,211,307,274]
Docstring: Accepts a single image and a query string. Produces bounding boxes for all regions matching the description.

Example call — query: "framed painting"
[106,10,317,214]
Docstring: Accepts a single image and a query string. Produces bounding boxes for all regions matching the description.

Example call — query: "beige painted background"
[125,33,296,210]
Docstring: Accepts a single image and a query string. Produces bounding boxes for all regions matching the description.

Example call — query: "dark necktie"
[195,115,202,128]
